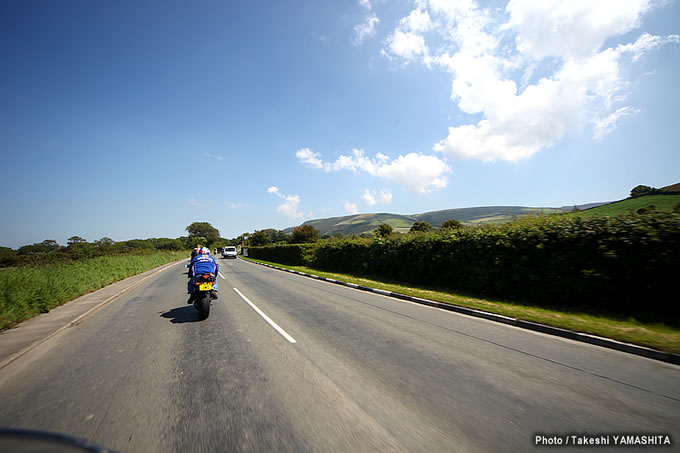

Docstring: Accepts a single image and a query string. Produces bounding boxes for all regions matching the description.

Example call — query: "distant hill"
[279,182,677,236]
[284,213,417,235]
[284,202,609,236]
[414,206,565,226]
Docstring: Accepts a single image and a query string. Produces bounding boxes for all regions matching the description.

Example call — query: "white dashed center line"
[232,287,297,344]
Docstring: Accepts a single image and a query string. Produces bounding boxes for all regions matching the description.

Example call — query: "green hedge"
[246,244,315,266]
[254,213,680,321]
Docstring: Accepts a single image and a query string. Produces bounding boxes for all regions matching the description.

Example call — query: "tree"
[375,224,393,238]
[190,236,207,249]
[440,219,462,230]
[0,246,18,267]
[249,230,271,246]
[674,203,680,213]
[409,221,432,233]
[290,224,320,243]
[67,236,86,245]
[93,237,114,252]
[185,222,220,246]
[630,185,658,198]
[17,240,62,255]
[67,237,94,257]
[94,237,114,246]
[119,239,154,250]
[272,230,290,243]
[154,238,182,250]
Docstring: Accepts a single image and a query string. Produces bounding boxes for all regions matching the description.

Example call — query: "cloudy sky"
[1,0,678,247]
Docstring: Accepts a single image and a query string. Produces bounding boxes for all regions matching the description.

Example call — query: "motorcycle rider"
[187,247,219,303]
[187,244,202,278]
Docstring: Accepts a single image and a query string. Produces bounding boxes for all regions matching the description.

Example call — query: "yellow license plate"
[198,282,213,291]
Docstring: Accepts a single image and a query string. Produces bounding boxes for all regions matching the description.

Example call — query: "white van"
[222,246,238,259]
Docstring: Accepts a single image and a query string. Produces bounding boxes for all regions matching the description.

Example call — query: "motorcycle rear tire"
[196,292,211,320]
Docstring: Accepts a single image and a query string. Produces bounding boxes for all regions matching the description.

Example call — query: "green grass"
[0,252,186,331]
[573,194,680,217]
[242,257,680,354]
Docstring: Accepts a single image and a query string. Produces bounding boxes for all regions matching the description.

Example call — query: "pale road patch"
[233,288,297,344]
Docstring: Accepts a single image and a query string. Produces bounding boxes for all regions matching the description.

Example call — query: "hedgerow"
[252,213,680,321]
[246,243,315,266]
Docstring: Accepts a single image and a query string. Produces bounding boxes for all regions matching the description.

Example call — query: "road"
[0,257,678,452]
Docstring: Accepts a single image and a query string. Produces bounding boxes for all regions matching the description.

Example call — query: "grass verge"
[0,252,186,331]
[243,257,680,354]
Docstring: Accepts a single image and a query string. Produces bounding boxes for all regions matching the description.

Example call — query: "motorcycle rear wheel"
[196,292,211,320]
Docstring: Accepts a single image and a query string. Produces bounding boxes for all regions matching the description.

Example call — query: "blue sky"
[1,0,679,248]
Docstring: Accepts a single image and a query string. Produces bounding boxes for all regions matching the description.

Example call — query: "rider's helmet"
[200,247,210,254]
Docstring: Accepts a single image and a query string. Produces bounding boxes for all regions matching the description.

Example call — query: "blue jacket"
[190,254,218,277]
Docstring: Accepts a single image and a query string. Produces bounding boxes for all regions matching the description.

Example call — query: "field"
[573,194,680,217]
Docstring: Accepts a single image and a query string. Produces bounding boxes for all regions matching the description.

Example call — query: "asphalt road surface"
[0,258,678,452]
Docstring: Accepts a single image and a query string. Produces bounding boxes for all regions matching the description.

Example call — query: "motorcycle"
[190,272,215,320]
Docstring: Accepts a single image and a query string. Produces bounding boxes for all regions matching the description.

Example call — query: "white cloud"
[401,7,433,33]
[593,106,640,141]
[380,0,678,162]
[362,189,392,206]
[354,13,380,45]
[383,6,433,62]
[267,186,303,219]
[385,30,428,61]
[379,189,393,204]
[296,148,324,169]
[297,148,450,193]
[205,153,223,161]
[617,32,680,62]
[503,0,652,60]
[359,0,372,10]
[227,202,247,208]
[362,190,376,206]
[375,153,448,193]
[345,201,359,214]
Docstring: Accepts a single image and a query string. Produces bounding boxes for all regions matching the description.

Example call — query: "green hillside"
[285,213,417,236]
[283,194,678,237]
[289,206,573,236]
[572,194,680,217]
[415,206,564,226]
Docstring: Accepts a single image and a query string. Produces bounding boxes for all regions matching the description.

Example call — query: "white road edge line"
[219,272,226,280]
[233,287,297,344]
